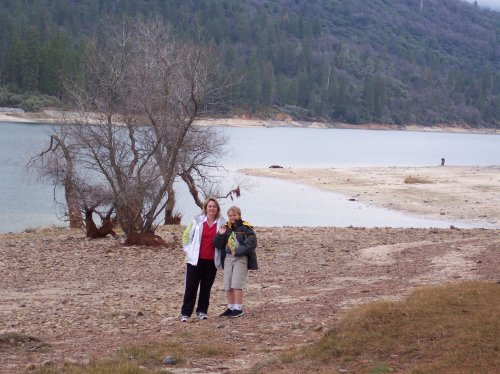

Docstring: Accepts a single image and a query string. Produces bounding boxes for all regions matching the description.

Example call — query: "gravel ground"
[1,225,499,373]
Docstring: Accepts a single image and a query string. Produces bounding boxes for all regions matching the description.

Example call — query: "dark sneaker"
[229,309,244,318]
[180,315,189,322]
[219,308,233,317]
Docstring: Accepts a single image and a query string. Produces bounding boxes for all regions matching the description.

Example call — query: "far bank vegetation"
[0,1,498,128]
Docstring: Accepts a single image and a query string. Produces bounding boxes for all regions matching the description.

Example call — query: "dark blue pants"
[180,259,217,316]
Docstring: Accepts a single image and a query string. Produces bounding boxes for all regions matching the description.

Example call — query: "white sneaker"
[180,315,189,322]
[197,312,208,320]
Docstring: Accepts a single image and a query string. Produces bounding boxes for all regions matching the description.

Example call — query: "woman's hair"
[227,206,241,217]
[202,197,221,218]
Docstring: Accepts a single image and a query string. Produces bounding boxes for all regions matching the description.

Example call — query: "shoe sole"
[229,312,244,318]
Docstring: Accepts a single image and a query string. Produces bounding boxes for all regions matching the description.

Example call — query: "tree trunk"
[180,171,204,208]
[85,209,117,239]
[65,170,82,229]
[164,179,181,224]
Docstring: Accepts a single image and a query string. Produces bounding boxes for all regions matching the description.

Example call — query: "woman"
[180,197,226,322]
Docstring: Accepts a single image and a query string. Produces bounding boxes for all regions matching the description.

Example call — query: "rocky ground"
[1,225,499,373]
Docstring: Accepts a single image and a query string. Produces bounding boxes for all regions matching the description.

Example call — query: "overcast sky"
[463,0,500,10]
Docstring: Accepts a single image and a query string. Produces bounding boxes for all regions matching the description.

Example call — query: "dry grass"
[32,336,230,374]
[270,281,500,373]
[404,176,433,184]
[34,361,156,374]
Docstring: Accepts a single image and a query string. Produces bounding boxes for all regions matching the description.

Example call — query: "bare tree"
[27,133,83,229]
[47,18,229,245]
[176,127,227,208]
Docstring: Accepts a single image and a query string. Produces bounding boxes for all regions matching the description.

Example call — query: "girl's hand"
[219,225,227,235]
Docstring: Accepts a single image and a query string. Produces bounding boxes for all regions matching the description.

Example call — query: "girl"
[214,206,258,317]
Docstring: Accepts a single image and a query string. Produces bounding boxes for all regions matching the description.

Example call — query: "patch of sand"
[242,166,500,227]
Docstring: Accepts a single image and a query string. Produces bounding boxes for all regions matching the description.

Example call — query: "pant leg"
[196,259,217,314]
[181,263,201,316]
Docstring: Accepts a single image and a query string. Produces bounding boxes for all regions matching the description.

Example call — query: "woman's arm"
[182,223,193,246]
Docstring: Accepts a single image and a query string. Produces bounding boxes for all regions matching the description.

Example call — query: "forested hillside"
[0,0,498,127]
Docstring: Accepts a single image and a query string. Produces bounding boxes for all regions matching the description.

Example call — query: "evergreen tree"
[21,26,41,92]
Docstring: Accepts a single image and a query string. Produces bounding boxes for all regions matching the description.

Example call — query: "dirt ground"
[243,166,500,228]
[1,224,499,373]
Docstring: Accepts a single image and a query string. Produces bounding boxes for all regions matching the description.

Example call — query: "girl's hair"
[227,206,241,217]
[202,197,221,218]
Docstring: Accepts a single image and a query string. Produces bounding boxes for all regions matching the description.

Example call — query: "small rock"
[313,324,323,332]
[25,363,36,371]
[162,356,177,365]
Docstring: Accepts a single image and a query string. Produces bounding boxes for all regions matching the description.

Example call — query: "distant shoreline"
[1,109,499,134]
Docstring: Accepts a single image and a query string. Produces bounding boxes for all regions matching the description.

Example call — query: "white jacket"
[182,214,226,267]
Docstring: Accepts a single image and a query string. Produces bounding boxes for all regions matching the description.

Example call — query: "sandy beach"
[242,166,500,228]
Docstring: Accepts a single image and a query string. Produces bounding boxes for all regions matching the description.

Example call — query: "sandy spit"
[242,166,500,228]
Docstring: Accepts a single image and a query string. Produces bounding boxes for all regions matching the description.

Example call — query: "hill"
[0,0,498,127]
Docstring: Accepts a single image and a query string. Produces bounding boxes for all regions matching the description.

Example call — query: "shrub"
[20,94,60,112]
[404,176,433,184]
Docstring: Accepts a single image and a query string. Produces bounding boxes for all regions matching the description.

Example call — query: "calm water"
[221,127,500,169]
[1,122,499,233]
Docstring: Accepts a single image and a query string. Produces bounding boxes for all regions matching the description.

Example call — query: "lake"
[1,122,499,233]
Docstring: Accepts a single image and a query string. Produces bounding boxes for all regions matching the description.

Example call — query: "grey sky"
[463,0,500,10]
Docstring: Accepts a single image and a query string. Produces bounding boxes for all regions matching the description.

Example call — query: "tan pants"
[223,255,248,290]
